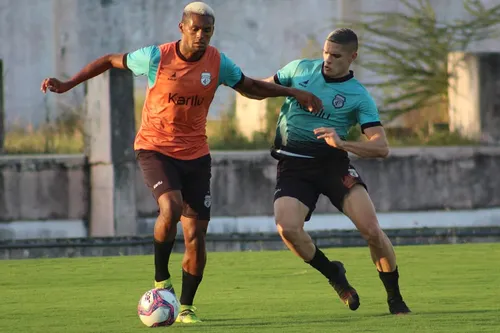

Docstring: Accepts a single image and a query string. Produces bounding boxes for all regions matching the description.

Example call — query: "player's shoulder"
[292,58,322,70]
[284,58,322,76]
[216,48,231,61]
[345,76,373,98]
[157,41,176,52]
[129,44,160,55]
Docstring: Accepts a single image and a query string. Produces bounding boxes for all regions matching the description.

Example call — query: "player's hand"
[40,78,74,94]
[314,127,345,149]
[293,90,323,113]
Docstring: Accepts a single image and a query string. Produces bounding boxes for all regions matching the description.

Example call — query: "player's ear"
[351,52,358,62]
[178,22,184,34]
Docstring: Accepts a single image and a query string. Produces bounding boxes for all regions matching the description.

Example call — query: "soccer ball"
[137,289,180,327]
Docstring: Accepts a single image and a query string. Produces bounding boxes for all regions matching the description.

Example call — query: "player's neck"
[177,40,205,62]
[322,67,354,83]
[332,70,351,79]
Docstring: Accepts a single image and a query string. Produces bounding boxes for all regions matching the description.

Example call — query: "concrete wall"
[0,154,87,221]
[1,147,499,223]
[1,0,500,126]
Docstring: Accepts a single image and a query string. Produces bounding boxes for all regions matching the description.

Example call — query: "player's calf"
[179,217,208,311]
[153,192,183,293]
[341,186,409,314]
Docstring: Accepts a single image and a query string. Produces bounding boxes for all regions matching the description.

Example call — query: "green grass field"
[1,243,499,332]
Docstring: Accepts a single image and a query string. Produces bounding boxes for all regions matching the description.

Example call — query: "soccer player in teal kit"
[244,28,411,314]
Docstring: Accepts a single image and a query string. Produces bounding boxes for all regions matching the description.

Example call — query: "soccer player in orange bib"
[41,1,322,323]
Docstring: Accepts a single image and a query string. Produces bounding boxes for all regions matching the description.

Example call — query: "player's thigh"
[180,154,212,221]
[136,149,182,202]
[322,164,382,237]
[274,196,310,232]
[274,177,319,229]
[157,191,183,218]
[322,164,368,212]
[342,184,381,238]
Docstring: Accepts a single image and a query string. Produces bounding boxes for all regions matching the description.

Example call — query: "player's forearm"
[242,79,299,99]
[66,55,119,88]
[237,91,266,100]
[340,139,389,158]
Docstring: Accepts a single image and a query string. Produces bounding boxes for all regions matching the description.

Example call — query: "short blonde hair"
[183,2,215,19]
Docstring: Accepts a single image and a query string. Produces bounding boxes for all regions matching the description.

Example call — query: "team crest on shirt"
[201,72,211,86]
[332,94,346,109]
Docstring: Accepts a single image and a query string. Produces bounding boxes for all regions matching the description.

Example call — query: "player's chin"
[192,43,207,51]
[324,69,338,77]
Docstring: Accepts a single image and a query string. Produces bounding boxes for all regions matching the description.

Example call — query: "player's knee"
[274,198,308,238]
[157,192,183,224]
[276,221,303,242]
[360,222,384,246]
[184,228,206,253]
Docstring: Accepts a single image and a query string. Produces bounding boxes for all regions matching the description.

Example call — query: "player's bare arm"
[236,76,274,100]
[40,53,127,94]
[234,76,323,113]
[314,126,389,158]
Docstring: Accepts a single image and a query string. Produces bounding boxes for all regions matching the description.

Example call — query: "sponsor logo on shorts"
[348,168,359,178]
[343,168,360,189]
[204,194,212,208]
[153,181,163,189]
[342,175,357,189]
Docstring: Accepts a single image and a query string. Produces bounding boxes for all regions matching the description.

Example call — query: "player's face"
[322,40,357,78]
[179,14,215,52]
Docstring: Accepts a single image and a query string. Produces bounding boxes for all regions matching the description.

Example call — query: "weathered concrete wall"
[2,0,500,126]
[1,147,499,223]
[0,154,88,221]
[140,147,500,217]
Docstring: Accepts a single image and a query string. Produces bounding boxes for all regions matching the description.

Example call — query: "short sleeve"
[275,59,302,87]
[357,94,382,133]
[218,53,243,87]
[126,45,160,87]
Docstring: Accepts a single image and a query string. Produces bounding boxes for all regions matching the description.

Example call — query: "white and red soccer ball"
[137,289,180,327]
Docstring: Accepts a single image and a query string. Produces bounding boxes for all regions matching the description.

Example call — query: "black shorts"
[136,150,212,220]
[274,155,367,221]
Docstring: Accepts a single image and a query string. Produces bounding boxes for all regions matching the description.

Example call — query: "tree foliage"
[350,0,500,119]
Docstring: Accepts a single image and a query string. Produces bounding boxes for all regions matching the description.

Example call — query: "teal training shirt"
[273,59,381,158]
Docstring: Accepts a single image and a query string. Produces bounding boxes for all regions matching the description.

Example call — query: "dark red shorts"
[136,150,212,220]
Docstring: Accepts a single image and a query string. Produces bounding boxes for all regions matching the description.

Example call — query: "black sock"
[378,267,402,301]
[306,246,346,284]
[154,239,175,282]
[180,270,203,306]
